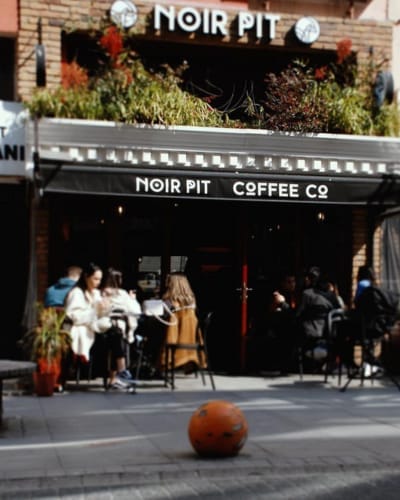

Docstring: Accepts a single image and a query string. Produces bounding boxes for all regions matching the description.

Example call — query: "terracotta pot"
[33,372,57,397]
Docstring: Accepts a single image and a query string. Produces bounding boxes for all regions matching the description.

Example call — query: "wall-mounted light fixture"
[36,18,46,87]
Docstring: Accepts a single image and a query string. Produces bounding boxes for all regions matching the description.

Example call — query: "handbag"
[142,299,177,326]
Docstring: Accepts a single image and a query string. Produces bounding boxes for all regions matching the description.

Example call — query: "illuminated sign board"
[153,5,281,40]
[110,1,281,40]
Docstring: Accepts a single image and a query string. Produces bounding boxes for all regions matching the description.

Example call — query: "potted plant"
[21,303,72,396]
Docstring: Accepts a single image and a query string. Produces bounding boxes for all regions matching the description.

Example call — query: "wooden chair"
[164,311,216,390]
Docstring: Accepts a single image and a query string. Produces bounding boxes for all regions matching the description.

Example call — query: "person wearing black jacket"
[296,268,341,339]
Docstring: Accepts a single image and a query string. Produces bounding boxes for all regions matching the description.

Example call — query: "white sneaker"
[363,363,372,377]
[110,379,130,390]
[109,379,136,393]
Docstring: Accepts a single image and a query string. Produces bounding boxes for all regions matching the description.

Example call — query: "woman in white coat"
[64,262,108,363]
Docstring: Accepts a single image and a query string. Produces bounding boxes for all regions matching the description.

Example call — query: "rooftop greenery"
[25,26,400,136]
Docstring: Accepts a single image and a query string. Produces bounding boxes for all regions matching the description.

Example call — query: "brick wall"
[352,208,367,299]
[18,1,390,302]
[352,207,382,299]
[373,222,383,284]
[35,202,49,303]
[17,0,394,100]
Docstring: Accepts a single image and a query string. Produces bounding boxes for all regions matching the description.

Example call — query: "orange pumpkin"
[188,400,248,457]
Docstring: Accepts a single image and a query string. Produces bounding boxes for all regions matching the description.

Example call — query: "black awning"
[41,164,400,205]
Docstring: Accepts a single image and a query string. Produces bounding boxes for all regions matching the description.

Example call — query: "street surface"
[1,373,400,498]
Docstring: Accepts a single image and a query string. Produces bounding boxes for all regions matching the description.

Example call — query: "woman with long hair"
[64,262,108,362]
[161,272,205,374]
[99,267,141,389]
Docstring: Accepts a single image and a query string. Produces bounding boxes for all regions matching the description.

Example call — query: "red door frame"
[238,214,249,373]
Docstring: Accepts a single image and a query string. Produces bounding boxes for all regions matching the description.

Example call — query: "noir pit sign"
[153,5,281,40]
[110,1,281,41]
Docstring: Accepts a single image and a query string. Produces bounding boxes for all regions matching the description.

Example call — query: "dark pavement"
[1,372,400,498]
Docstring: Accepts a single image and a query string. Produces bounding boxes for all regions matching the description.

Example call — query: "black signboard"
[42,166,400,205]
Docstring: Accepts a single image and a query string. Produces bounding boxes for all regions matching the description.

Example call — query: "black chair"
[74,336,107,389]
[128,330,160,382]
[297,310,331,381]
[76,312,132,390]
[324,308,346,384]
[129,315,168,381]
[164,311,216,390]
[339,286,400,392]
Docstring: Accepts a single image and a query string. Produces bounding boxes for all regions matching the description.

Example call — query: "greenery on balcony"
[25,27,400,136]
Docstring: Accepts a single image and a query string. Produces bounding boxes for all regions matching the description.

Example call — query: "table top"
[0,360,36,379]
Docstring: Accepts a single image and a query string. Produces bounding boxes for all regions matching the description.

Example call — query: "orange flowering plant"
[21,303,72,374]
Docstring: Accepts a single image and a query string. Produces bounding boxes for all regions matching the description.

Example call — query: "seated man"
[297,268,340,340]
[44,266,82,307]
[296,269,341,370]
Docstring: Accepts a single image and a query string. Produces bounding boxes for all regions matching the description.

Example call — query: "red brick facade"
[16,1,392,298]
[18,1,394,100]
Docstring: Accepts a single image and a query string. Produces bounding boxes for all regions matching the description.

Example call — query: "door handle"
[236,284,253,301]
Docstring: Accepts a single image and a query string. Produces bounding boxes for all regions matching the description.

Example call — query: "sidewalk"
[1,372,400,497]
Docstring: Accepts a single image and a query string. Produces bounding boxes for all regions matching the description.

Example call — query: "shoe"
[313,346,328,361]
[363,363,381,378]
[109,378,136,392]
[117,369,135,381]
[183,361,198,375]
[116,370,137,386]
[305,347,327,360]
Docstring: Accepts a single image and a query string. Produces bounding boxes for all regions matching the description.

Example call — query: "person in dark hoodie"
[44,266,82,307]
[296,267,341,364]
[296,267,341,340]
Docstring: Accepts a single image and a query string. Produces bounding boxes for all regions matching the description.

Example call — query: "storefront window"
[136,255,188,299]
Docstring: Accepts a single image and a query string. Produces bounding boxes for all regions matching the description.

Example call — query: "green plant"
[25,28,400,136]
[25,26,234,128]
[256,39,400,136]
[21,303,72,374]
